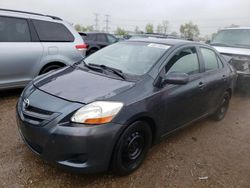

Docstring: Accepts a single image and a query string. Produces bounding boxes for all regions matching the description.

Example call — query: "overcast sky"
[1,0,250,36]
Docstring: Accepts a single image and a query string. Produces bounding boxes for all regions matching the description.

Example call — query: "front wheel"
[212,91,230,121]
[112,121,152,176]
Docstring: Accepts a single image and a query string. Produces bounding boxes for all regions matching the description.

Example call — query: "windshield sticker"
[147,43,170,50]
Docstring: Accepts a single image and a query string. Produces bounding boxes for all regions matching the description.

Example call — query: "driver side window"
[165,47,200,75]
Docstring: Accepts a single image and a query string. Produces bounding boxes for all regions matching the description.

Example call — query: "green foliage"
[82,25,94,32]
[74,24,82,32]
[74,24,94,32]
[180,22,200,40]
[115,27,128,36]
[145,23,154,33]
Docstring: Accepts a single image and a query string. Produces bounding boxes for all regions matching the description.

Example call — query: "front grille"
[20,99,60,127]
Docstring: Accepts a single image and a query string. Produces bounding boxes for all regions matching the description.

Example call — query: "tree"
[81,25,94,32]
[115,27,128,36]
[162,20,169,34]
[156,24,163,34]
[145,23,154,33]
[180,22,200,40]
[74,24,82,32]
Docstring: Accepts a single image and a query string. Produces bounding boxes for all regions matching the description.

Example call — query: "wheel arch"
[39,61,66,75]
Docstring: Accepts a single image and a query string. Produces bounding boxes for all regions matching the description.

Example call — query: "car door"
[96,34,109,48]
[158,46,207,133]
[0,16,43,88]
[199,47,228,112]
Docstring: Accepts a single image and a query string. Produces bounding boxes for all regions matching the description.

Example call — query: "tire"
[88,49,97,56]
[112,121,152,176]
[40,64,63,75]
[212,91,230,121]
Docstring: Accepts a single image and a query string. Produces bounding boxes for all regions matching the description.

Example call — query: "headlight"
[71,101,123,125]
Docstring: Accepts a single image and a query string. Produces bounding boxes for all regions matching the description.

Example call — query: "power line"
[104,14,110,33]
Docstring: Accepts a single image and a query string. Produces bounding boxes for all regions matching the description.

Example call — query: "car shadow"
[0,88,23,99]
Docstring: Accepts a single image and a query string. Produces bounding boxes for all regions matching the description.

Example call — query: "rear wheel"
[88,49,98,56]
[212,91,230,121]
[112,121,152,176]
[40,64,64,75]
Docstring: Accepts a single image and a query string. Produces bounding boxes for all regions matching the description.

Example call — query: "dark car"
[210,27,250,91]
[79,32,118,55]
[17,38,236,175]
[124,33,181,40]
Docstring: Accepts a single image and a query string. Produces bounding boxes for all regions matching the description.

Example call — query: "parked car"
[79,32,118,55]
[0,9,86,90]
[210,27,250,91]
[125,33,181,40]
[17,38,236,175]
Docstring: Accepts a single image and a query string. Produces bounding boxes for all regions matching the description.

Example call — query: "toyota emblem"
[23,98,30,109]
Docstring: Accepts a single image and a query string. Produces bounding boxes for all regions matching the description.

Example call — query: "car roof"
[128,38,201,47]
[0,9,62,22]
[220,27,250,31]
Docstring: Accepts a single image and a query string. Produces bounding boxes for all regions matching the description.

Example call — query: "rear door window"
[200,48,220,71]
[86,34,96,41]
[0,16,31,42]
[96,34,107,42]
[32,20,74,42]
[166,47,200,75]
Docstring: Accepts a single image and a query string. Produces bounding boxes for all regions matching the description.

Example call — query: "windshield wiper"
[88,63,126,80]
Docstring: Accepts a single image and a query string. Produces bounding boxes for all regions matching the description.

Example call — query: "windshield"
[211,29,250,48]
[84,42,170,76]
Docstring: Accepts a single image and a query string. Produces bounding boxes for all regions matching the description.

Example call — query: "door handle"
[198,82,205,89]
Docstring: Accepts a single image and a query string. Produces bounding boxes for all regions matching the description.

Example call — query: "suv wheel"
[212,91,230,121]
[88,49,98,55]
[112,121,152,176]
[40,64,64,75]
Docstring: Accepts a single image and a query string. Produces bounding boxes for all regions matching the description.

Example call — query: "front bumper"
[16,97,124,173]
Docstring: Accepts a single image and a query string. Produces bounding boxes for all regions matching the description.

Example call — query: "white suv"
[211,27,250,91]
[0,9,86,90]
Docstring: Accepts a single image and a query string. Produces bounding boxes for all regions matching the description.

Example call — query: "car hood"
[33,67,135,104]
[213,46,250,56]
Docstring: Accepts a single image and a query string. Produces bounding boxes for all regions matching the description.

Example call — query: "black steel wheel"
[112,121,152,176]
[212,91,230,121]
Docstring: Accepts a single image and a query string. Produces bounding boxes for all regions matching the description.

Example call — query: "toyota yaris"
[17,39,236,175]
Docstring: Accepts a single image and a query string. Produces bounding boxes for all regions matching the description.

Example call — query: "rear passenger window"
[201,48,220,71]
[166,47,200,75]
[0,16,31,42]
[86,34,96,41]
[32,20,74,42]
[97,34,107,42]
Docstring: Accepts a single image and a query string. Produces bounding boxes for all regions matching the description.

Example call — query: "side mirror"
[162,72,189,85]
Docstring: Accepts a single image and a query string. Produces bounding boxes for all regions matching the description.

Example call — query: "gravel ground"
[0,89,250,188]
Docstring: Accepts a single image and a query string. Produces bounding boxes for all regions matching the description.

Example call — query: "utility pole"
[94,13,99,31]
[104,14,110,33]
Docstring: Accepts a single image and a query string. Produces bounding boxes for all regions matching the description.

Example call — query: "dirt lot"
[0,89,250,188]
